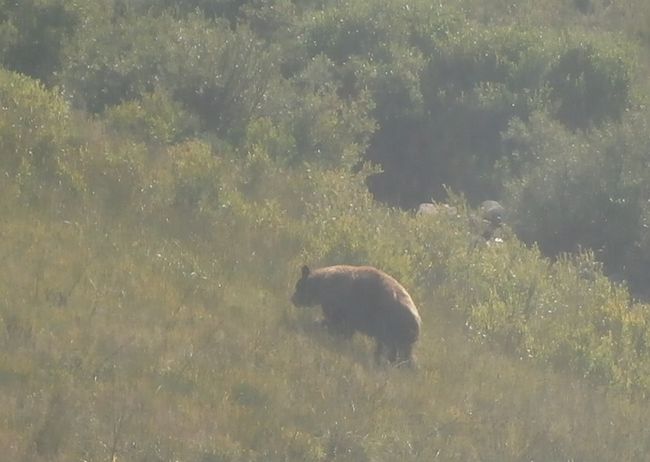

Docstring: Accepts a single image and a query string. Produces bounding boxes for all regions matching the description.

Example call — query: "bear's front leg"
[321,304,355,339]
[374,341,399,365]
[323,317,355,339]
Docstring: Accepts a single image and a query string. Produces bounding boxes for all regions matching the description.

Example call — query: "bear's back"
[311,265,421,333]
[311,265,402,298]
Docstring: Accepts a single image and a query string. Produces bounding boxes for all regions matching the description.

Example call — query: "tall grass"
[3,145,650,460]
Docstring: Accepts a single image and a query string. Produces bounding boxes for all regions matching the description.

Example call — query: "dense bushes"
[103,89,200,145]
[367,27,632,206]
[0,0,77,81]
[61,11,278,142]
[0,68,82,208]
[503,112,650,297]
[294,1,642,296]
[297,1,635,213]
[548,41,631,129]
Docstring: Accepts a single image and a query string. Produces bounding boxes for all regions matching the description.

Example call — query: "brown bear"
[291,265,422,365]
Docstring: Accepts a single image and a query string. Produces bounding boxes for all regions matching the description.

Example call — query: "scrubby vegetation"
[3,0,650,460]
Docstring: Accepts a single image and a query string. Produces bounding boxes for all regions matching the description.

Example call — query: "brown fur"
[291,265,422,365]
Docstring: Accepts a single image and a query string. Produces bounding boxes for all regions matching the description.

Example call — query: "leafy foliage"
[548,40,632,129]
[503,112,650,297]
[61,12,278,141]
[0,0,77,81]
[0,68,82,206]
[104,89,200,145]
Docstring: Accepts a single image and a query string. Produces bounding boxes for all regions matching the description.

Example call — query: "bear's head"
[291,265,318,307]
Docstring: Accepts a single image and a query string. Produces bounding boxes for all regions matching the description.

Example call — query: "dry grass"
[2,192,650,461]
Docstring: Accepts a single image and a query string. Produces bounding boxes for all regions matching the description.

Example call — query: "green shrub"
[60,12,174,112]
[548,40,632,129]
[81,140,148,216]
[502,112,649,296]
[367,24,555,206]
[135,0,252,23]
[61,12,278,141]
[138,139,224,233]
[283,54,377,168]
[0,0,77,81]
[104,89,199,145]
[0,68,82,205]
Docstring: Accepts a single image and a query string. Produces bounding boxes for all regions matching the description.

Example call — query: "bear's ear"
[301,265,310,279]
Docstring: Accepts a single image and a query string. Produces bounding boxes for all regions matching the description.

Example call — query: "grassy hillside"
[3,169,650,461]
[3,1,650,460]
